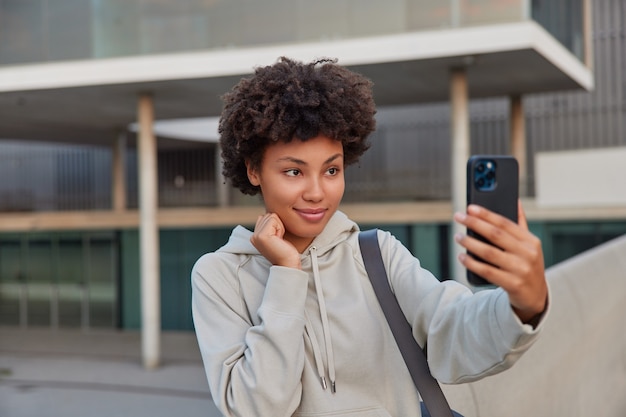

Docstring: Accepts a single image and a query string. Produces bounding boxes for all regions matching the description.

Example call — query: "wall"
[441,233,626,416]
[535,147,626,207]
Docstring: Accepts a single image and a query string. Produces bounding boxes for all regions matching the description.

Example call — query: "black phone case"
[466,155,519,286]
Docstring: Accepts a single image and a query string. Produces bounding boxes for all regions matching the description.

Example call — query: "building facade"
[0,1,623,356]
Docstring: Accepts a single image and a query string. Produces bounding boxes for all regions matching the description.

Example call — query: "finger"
[254,214,266,229]
[260,213,285,238]
[458,251,512,287]
[457,225,540,271]
[269,216,285,238]
[455,207,519,253]
[467,203,542,261]
[517,200,528,230]
[455,232,514,271]
[467,204,520,234]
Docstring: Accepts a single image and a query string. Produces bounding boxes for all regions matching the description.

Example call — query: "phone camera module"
[474,159,496,191]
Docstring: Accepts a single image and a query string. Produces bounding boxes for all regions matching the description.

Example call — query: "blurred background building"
[0,0,623,366]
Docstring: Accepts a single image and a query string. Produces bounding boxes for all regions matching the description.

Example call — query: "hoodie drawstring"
[304,312,327,390]
[309,246,337,393]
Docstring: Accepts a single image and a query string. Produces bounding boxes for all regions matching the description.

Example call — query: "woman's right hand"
[250,213,302,269]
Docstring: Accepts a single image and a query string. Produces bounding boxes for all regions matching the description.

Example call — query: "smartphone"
[466,155,519,286]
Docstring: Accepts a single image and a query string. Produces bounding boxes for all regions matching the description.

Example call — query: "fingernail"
[454,233,463,242]
[454,212,466,222]
[468,205,480,214]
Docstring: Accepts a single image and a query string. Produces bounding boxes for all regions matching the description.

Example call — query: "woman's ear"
[246,160,261,186]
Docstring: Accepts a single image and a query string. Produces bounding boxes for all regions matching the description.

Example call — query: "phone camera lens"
[473,159,497,191]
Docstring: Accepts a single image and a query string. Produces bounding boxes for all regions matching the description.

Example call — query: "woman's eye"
[327,167,339,175]
[285,169,300,177]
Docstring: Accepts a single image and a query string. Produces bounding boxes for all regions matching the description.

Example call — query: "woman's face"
[247,135,345,252]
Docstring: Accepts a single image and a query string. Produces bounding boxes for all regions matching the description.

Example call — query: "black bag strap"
[359,229,455,417]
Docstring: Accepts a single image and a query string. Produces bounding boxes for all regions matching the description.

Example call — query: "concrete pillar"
[510,95,528,197]
[450,68,470,285]
[112,133,127,211]
[137,93,161,369]
[450,0,461,27]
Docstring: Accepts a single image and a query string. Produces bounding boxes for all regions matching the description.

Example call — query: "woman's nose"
[303,178,324,202]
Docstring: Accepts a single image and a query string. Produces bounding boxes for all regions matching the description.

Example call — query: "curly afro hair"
[219,56,377,195]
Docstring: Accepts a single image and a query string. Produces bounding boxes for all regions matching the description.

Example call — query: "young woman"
[191,57,549,417]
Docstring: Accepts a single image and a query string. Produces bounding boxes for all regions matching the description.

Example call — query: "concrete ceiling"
[0,76,242,148]
[0,23,592,149]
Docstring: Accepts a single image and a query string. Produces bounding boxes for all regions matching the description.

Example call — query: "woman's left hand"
[454,200,548,324]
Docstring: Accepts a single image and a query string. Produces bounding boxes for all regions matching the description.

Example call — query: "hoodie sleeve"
[377,230,549,384]
[191,253,309,417]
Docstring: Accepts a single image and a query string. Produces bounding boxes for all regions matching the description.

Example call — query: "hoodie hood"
[217,210,359,393]
[217,210,359,258]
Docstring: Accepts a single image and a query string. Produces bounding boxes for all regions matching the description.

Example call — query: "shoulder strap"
[359,229,455,417]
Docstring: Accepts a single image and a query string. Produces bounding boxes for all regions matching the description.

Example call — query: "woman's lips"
[296,208,327,222]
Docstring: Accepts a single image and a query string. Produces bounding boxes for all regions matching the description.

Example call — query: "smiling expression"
[246,135,345,252]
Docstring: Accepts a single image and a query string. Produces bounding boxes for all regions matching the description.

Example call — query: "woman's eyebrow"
[324,153,344,164]
[276,153,343,165]
[276,156,306,165]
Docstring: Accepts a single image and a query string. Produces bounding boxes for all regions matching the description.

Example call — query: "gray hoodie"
[191,211,545,417]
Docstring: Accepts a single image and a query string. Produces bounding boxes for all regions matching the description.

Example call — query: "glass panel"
[407,0,453,30]
[26,285,51,327]
[57,284,83,327]
[0,232,119,329]
[47,0,93,61]
[550,224,626,265]
[1,0,541,66]
[203,0,241,48]
[0,0,45,64]
[0,239,23,326]
[0,284,20,326]
[532,0,585,60]
[460,0,524,26]
[57,237,84,327]
[0,239,22,284]
[25,238,53,327]
[87,236,117,328]
[91,0,140,58]
[238,0,297,46]
[348,0,407,37]
[27,238,53,283]
[138,1,211,54]
[0,0,587,66]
